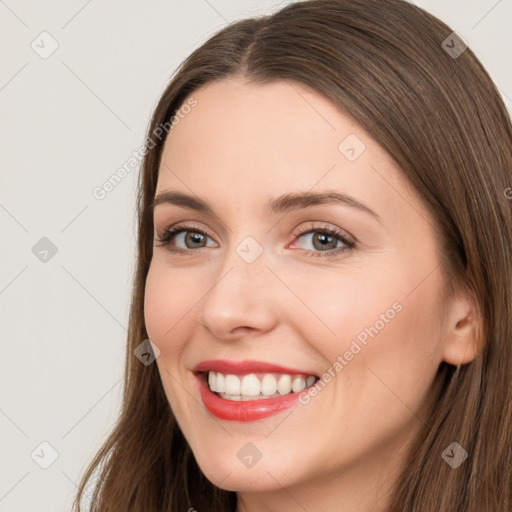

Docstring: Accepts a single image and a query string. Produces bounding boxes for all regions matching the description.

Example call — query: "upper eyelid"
[155,222,347,238]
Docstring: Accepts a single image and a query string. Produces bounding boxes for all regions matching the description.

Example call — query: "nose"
[199,245,279,341]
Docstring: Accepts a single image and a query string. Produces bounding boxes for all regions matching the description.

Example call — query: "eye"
[154,223,216,252]
[154,222,356,257]
[291,223,355,257]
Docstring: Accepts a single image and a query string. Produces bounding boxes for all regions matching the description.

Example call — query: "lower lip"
[196,373,303,422]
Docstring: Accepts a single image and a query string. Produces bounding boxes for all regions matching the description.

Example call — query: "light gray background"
[1,1,510,510]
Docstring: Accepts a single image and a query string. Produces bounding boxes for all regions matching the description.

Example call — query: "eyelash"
[154,222,356,258]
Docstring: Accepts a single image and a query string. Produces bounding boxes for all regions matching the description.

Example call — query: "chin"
[205,468,292,493]
[192,450,298,492]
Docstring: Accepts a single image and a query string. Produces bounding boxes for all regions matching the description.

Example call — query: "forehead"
[162,78,365,177]
[157,77,426,224]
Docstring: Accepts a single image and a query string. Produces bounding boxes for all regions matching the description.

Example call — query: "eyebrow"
[151,189,381,222]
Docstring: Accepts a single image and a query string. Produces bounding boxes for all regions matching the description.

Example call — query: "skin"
[144,77,479,512]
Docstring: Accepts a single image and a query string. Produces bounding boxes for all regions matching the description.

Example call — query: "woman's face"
[144,78,454,501]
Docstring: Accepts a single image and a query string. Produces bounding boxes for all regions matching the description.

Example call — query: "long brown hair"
[72,0,512,510]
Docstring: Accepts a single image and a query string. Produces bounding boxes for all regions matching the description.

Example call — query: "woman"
[73,0,512,510]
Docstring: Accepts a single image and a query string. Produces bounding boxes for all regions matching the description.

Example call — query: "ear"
[442,288,483,366]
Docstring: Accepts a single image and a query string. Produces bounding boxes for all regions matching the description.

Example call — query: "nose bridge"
[199,233,276,337]
[216,231,270,291]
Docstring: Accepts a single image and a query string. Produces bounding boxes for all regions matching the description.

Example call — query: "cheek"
[292,260,444,386]
[283,263,405,360]
[143,262,203,418]
[143,261,203,351]
[291,265,444,452]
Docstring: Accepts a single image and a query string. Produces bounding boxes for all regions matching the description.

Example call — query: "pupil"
[314,233,335,250]
[188,232,204,247]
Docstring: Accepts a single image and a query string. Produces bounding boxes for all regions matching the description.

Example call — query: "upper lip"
[194,359,319,377]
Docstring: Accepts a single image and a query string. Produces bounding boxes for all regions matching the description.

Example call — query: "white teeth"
[261,374,277,396]
[240,374,261,396]
[206,371,318,399]
[208,371,216,392]
[216,372,225,393]
[292,375,306,393]
[224,374,240,395]
[277,374,292,395]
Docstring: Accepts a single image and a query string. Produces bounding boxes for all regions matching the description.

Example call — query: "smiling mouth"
[198,370,320,401]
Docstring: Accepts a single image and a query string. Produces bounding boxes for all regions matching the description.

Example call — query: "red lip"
[194,359,317,376]
[195,372,303,422]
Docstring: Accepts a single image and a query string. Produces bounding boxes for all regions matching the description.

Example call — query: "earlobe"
[441,293,483,367]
